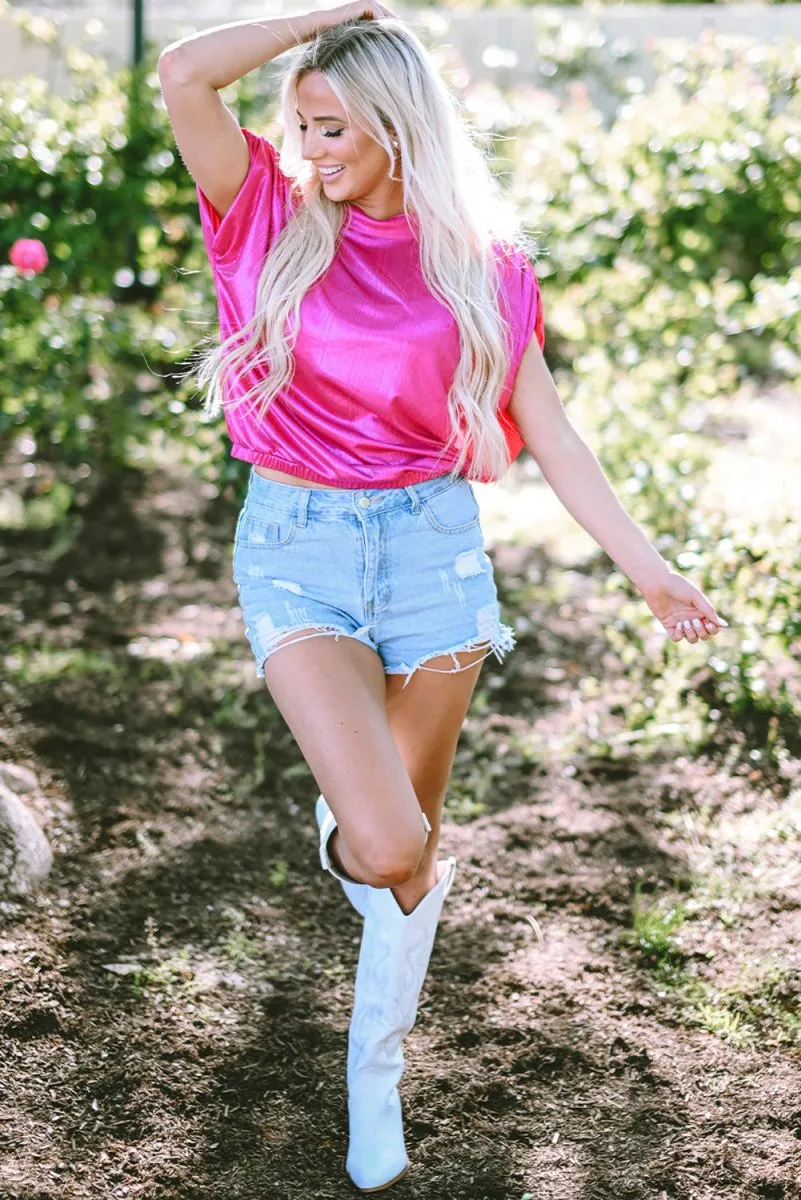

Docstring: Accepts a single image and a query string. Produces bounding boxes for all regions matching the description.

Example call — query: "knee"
[355,832,428,888]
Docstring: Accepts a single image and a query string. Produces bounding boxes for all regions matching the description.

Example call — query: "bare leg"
[262,632,428,889]
[383,644,488,913]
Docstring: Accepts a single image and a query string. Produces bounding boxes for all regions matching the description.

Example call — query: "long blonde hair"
[193,17,538,481]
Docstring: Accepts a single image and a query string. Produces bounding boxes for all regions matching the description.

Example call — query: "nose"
[300,131,325,162]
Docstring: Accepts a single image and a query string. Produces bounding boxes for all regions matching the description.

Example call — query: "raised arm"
[157,6,365,218]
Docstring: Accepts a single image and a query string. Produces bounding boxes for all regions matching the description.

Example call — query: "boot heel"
[352,1160,409,1192]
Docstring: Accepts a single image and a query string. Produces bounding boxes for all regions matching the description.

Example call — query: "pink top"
[196,127,544,488]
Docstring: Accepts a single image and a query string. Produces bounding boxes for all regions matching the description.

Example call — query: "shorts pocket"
[235,501,298,548]
[419,479,481,535]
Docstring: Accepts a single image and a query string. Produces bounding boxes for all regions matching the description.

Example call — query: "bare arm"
[507,334,727,642]
[157,13,322,219]
[157,4,392,218]
[158,12,332,91]
[507,335,668,590]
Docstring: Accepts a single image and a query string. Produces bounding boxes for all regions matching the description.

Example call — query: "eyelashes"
[298,124,343,138]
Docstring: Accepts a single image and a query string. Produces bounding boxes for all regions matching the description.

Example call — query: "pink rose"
[10,238,49,275]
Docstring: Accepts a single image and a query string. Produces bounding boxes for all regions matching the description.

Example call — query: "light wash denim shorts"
[232,468,516,689]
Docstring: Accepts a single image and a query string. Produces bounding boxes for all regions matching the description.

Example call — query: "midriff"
[254,465,350,491]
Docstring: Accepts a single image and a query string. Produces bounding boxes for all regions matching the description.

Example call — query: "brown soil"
[1,464,799,1200]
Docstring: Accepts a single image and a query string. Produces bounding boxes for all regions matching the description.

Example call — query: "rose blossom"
[10,238,49,275]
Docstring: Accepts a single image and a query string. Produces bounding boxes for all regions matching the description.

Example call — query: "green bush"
[0,9,221,477]
[491,34,801,739]
[0,37,197,294]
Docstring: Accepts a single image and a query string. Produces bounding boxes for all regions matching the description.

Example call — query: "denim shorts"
[232,468,516,689]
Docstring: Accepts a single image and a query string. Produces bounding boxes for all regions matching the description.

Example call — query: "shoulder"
[489,239,542,308]
[489,238,539,278]
[488,239,545,354]
[197,127,294,267]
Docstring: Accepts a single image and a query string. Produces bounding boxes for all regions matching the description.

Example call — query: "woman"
[158,6,726,1190]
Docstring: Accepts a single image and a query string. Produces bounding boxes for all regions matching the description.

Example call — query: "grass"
[622,891,801,1050]
[624,888,689,973]
[4,646,120,684]
[219,929,262,965]
[683,959,801,1050]
[693,999,753,1046]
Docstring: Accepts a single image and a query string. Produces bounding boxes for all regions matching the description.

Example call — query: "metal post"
[133,0,144,66]
[127,0,145,291]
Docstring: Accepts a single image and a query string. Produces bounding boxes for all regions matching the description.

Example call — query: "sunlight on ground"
[701,385,801,524]
[476,384,801,557]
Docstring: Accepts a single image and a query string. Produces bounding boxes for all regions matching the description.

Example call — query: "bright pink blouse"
[196,127,544,488]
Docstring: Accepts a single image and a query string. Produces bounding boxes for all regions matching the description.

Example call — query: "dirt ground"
[1,461,799,1200]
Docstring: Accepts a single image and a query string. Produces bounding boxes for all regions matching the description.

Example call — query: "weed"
[780,1008,801,1047]
[693,999,754,1046]
[4,645,119,685]
[220,930,260,965]
[624,888,688,972]
[445,781,487,824]
[267,860,289,889]
[129,945,194,998]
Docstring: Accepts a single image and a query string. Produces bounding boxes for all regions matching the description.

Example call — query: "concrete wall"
[2,3,800,98]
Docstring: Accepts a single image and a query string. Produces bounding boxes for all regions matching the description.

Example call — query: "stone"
[0,762,39,794]
[0,780,53,896]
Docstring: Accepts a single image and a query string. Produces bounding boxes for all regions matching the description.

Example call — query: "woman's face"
[296,71,404,219]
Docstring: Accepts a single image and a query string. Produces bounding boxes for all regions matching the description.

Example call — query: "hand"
[639,569,729,644]
[325,0,398,26]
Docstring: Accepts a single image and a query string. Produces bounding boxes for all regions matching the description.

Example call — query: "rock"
[0,780,53,896]
[0,762,39,794]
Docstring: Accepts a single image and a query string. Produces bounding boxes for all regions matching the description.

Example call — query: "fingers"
[688,583,729,631]
[671,617,726,643]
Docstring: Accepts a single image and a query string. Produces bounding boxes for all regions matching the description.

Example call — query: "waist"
[253,464,348,490]
[245,465,466,517]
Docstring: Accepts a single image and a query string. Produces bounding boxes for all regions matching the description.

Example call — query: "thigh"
[262,631,426,870]
[385,646,485,812]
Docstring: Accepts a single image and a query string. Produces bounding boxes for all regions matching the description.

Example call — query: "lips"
[319,165,345,179]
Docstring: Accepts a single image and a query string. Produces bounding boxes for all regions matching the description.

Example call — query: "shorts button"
[358,497,371,508]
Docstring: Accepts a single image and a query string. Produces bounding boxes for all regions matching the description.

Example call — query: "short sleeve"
[196,127,292,270]
[491,246,546,474]
[504,250,545,401]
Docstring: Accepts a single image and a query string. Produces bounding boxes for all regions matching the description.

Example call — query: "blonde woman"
[158,6,726,1191]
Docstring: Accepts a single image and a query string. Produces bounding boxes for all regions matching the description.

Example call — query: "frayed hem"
[387,622,516,690]
[254,624,374,678]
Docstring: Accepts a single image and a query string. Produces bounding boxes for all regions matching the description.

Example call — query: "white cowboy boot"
[346,856,457,1192]
[315,793,432,919]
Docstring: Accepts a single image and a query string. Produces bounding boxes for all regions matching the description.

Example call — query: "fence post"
[126,0,145,295]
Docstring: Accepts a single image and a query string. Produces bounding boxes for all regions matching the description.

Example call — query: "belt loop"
[296,488,310,527]
[404,483,420,512]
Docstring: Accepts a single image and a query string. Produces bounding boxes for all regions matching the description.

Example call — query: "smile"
[320,165,346,178]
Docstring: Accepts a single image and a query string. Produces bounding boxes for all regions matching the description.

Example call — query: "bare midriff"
[253,465,350,491]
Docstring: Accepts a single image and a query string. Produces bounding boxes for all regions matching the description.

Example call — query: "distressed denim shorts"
[232,468,516,689]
